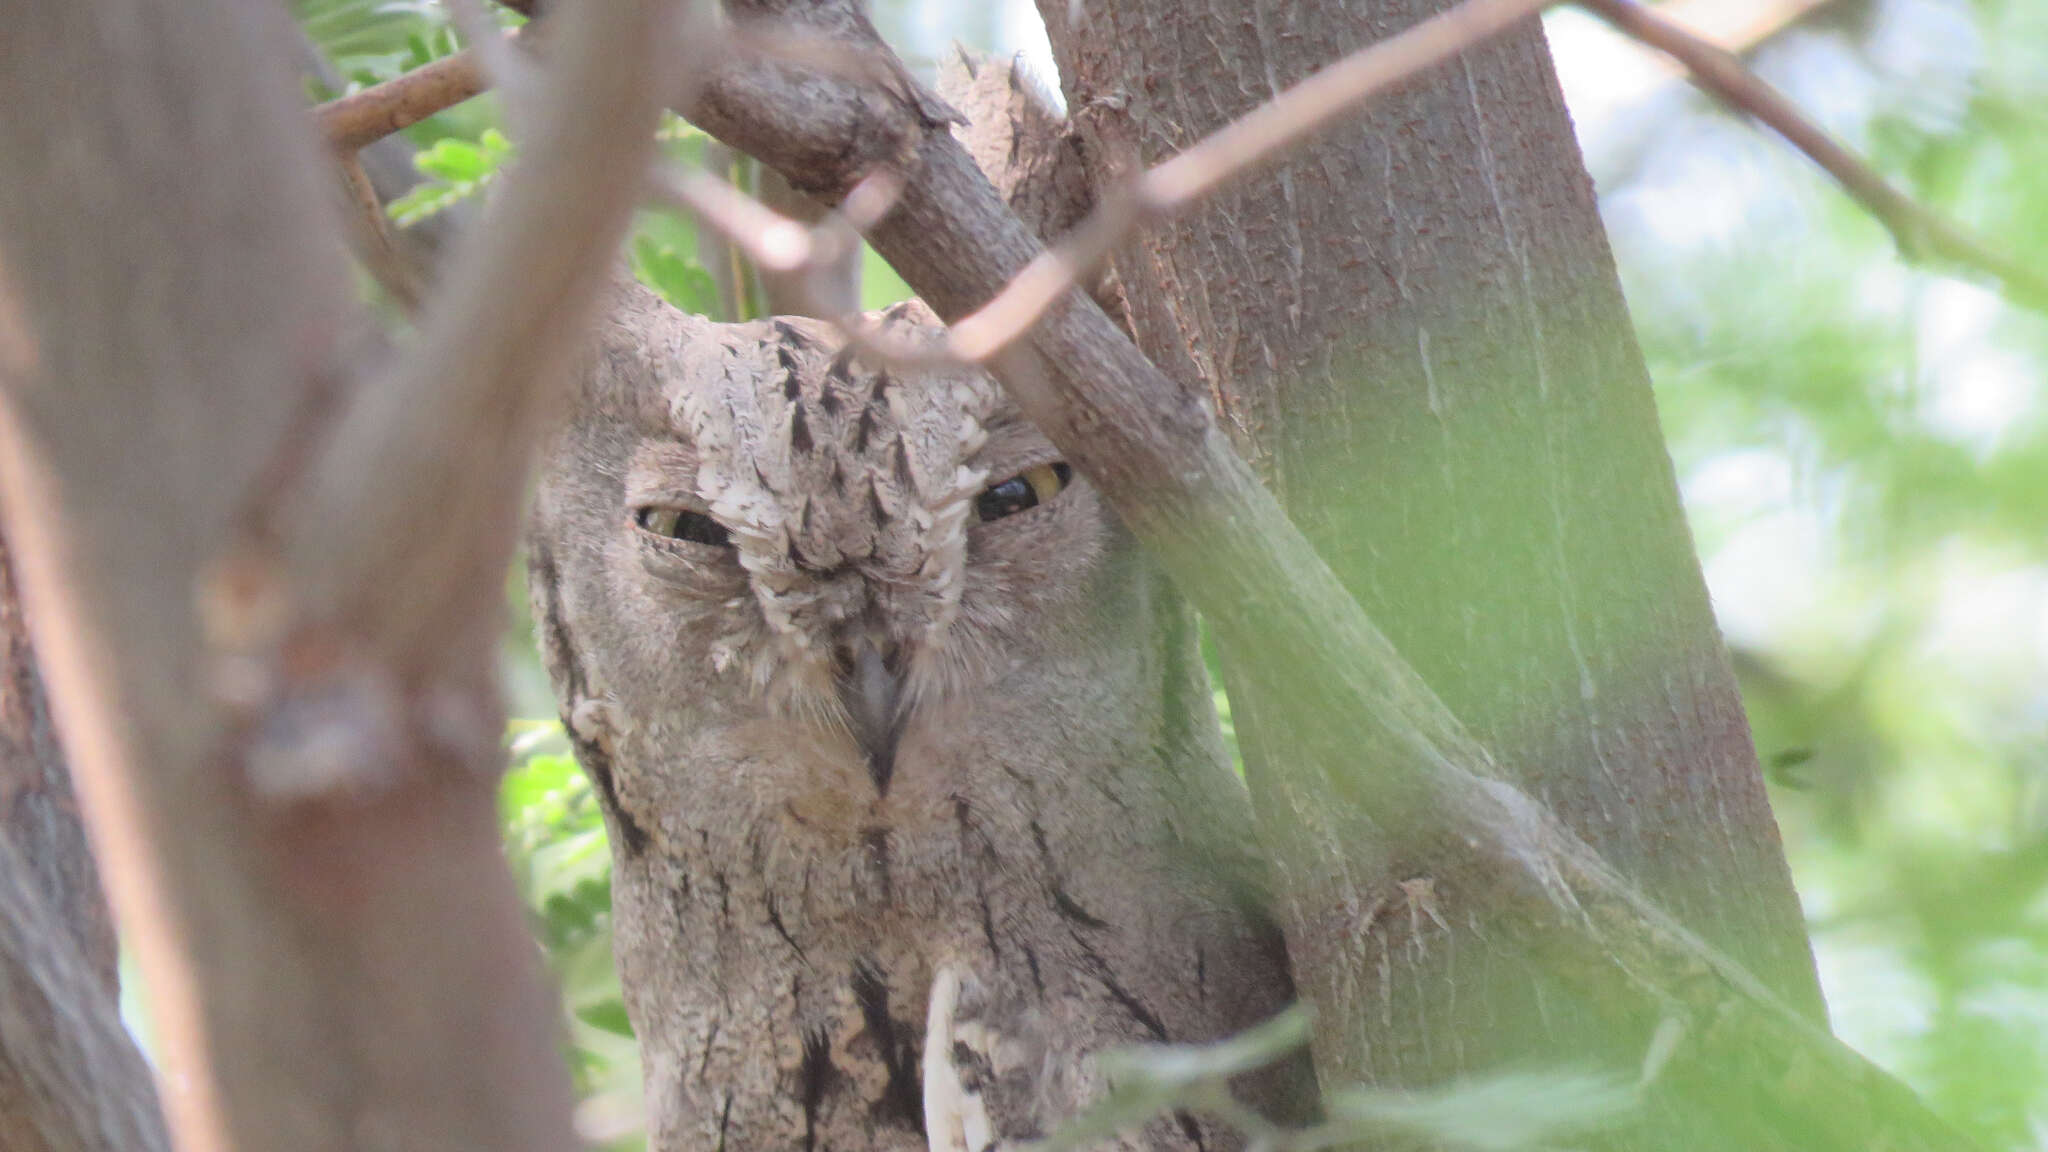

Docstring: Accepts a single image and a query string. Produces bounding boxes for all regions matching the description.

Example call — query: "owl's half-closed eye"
[975,462,1073,524]
[632,506,733,549]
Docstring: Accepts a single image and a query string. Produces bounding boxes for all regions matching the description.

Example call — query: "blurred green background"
[283,0,2048,1146]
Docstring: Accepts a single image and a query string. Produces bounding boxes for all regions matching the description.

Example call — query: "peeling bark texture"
[1035,0,1823,1096]
[935,50,1124,318]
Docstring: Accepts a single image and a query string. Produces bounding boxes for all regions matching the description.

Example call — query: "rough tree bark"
[0,534,115,996]
[0,525,168,1152]
[1034,0,1823,1112]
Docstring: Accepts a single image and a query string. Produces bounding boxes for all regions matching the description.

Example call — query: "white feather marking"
[925,965,997,1152]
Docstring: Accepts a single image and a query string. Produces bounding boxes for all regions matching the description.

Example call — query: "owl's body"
[529,284,1303,1151]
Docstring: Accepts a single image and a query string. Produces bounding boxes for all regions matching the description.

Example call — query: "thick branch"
[664,5,1981,1150]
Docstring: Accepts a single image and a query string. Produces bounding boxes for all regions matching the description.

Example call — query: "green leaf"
[388,130,514,226]
[500,751,580,823]
[575,1000,636,1039]
[656,112,709,145]
[414,136,492,183]
[386,182,466,226]
[530,828,613,901]
[1324,1070,1634,1151]
[631,238,719,315]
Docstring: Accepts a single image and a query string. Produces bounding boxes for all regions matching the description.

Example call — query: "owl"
[528,281,1308,1151]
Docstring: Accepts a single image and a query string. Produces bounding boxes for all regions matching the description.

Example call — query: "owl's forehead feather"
[679,314,995,474]
[657,309,1008,579]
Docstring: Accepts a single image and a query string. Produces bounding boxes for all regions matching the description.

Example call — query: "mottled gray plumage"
[528,283,1305,1151]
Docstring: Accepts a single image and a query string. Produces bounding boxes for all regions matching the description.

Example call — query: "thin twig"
[953,0,2044,355]
[644,161,952,369]
[314,29,523,153]
[1652,0,1847,62]
[1578,0,2048,316]
[651,164,814,274]
[334,153,425,309]
[944,0,1555,363]
[313,15,882,156]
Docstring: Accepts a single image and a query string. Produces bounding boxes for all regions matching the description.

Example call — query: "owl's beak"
[834,636,904,789]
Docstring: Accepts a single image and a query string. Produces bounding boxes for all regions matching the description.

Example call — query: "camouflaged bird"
[527,280,1307,1151]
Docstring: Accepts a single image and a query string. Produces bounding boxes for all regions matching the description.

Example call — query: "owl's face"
[535,299,1126,792]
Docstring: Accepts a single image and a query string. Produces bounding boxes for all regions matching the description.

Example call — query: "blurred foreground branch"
[0,2,680,1151]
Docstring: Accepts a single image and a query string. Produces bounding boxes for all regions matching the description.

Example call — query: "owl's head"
[532,288,1125,786]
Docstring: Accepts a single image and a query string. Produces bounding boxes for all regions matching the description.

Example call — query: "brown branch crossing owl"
[527,280,1309,1150]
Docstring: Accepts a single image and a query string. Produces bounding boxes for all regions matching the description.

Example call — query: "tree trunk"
[1037,0,1823,1104]
[0,523,167,1152]
[0,532,115,994]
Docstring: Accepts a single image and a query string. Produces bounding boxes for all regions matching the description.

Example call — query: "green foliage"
[387,129,514,225]
[296,0,452,83]
[631,236,721,315]
[500,724,640,1145]
[1322,1072,1635,1152]
[295,0,489,120]
[1030,1007,1631,1152]
[860,240,916,311]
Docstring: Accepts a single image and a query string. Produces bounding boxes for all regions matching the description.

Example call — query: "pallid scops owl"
[528,282,1308,1151]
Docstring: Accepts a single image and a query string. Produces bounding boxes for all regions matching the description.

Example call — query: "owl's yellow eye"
[975,463,1072,523]
[634,506,732,547]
